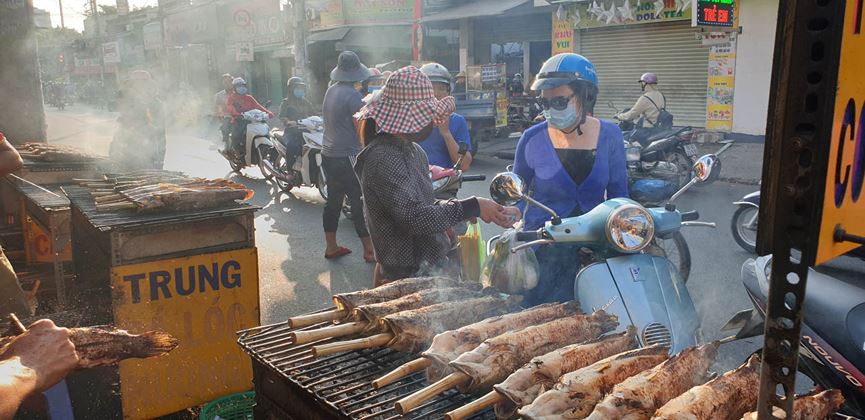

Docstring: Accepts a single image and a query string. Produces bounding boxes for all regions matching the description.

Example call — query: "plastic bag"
[458,222,486,283]
[481,227,539,294]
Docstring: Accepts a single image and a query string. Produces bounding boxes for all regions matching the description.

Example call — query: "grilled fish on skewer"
[519,346,670,420]
[740,389,845,420]
[586,342,720,420]
[372,302,580,390]
[422,301,580,382]
[312,294,522,357]
[1,326,179,369]
[287,276,462,328]
[490,327,638,419]
[396,311,618,415]
[653,353,761,420]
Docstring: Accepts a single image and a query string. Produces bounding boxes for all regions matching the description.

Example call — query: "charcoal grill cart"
[63,185,261,419]
[237,319,494,420]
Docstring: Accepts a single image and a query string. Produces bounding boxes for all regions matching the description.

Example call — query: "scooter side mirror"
[694,154,718,183]
[489,172,526,206]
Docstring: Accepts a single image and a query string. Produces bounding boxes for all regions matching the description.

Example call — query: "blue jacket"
[513,120,629,230]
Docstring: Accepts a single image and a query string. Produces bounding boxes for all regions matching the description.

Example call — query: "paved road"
[45,105,781,376]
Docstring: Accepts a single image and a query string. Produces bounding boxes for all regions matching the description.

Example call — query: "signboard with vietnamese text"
[225,0,286,47]
[816,0,865,264]
[552,13,574,54]
[111,248,260,419]
[705,40,736,131]
[567,0,691,30]
[696,0,734,27]
[102,41,120,64]
[307,0,415,30]
[307,0,344,30]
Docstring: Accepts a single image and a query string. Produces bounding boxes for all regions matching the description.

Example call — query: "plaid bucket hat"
[356,66,456,135]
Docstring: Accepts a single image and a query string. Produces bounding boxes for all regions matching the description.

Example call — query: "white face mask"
[544,103,579,130]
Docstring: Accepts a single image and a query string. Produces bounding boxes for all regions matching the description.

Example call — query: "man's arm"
[0,135,23,175]
[437,116,472,170]
[0,320,77,419]
[616,96,652,122]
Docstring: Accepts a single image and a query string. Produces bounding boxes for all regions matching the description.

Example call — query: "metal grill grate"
[62,185,253,230]
[238,314,495,420]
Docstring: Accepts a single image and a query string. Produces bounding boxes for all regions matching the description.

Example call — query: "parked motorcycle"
[431,144,486,198]
[489,154,720,352]
[220,109,273,175]
[609,102,698,189]
[723,255,865,418]
[732,190,760,253]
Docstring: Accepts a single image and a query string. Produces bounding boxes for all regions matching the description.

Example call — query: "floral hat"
[355,66,455,135]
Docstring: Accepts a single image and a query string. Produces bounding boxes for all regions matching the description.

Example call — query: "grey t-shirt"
[322,82,364,158]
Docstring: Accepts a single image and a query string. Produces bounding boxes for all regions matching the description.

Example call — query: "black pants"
[230,120,248,152]
[321,155,368,237]
[524,243,582,307]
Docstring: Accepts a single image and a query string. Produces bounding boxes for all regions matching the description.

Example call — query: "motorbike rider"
[214,73,233,145]
[226,77,273,155]
[418,63,473,172]
[513,53,628,306]
[509,73,525,97]
[278,76,315,173]
[320,50,376,263]
[354,66,520,286]
[615,73,668,142]
[111,70,167,170]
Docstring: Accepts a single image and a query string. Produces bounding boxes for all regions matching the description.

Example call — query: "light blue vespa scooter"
[489,155,719,353]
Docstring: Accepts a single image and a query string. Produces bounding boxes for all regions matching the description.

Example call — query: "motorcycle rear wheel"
[652,231,692,283]
[317,168,328,200]
[731,205,758,253]
[668,151,695,189]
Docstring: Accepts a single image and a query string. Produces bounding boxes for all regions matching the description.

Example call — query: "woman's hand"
[477,198,515,228]
[502,206,522,227]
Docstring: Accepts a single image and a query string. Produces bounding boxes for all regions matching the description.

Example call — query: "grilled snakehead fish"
[741,389,845,420]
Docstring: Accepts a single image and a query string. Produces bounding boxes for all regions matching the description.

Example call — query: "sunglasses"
[537,94,576,111]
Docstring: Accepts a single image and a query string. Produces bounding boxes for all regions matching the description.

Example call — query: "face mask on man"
[293,89,306,99]
[236,86,248,95]
[543,102,579,130]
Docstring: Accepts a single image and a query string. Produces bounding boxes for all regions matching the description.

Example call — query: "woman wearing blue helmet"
[513,53,629,306]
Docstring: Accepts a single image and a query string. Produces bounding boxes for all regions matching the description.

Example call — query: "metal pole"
[90,0,105,92]
[292,0,307,78]
[58,0,64,28]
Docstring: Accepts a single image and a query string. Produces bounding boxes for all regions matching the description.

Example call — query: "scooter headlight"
[431,177,450,191]
[606,204,655,253]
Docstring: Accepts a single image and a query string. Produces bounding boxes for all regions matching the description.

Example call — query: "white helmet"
[419,62,452,86]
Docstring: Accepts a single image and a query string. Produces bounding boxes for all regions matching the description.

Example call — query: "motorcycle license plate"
[684,143,698,157]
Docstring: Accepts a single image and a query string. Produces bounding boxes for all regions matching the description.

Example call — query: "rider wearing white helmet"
[418,62,473,172]
[615,72,666,128]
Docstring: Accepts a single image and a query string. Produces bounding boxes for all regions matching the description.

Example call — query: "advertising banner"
[552,13,575,54]
[236,41,254,61]
[307,0,415,30]
[567,0,691,29]
[225,0,286,47]
[307,0,345,30]
[163,5,219,47]
[102,42,121,64]
[706,40,736,131]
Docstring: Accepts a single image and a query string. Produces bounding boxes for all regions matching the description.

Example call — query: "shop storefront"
[558,1,713,128]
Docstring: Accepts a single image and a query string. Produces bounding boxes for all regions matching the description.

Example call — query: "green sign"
[567,0,692,29]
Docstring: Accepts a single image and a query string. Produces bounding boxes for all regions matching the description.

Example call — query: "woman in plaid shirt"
[354,66,520,286]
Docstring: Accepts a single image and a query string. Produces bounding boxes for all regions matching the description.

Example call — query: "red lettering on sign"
[704,6,717,22]
[35,234,50,256]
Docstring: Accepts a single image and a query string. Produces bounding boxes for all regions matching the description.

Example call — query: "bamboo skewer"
[444,391,504,420]
[287,309,347,328]
[395,371,470,415]
[311,333,392,358]
[371,358,432,389]
[97,202,137,211]
[289,321,368,345]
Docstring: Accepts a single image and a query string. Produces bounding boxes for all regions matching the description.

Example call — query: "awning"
[308,27,351,43]
[420,0,530,23]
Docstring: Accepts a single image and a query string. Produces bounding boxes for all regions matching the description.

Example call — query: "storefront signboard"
[552,12,574,54]
[142,21,163,50]
[481,65,499,83]
[163,5,218,47]
[307,0,415,30]
[307,0,345,30]
[102,42,121,64]
[567,0,691,29]
[496,90,509,128]
[816,0,865,264]
[111,248,260,418]
[695,0,734,28]
[225,0,286,47]
[705,39,736,131]
[236,41,254,62]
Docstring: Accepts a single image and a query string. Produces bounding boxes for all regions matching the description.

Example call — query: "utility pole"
[58,0,65,28]
[292,0,307,78]
[90,0,106,92]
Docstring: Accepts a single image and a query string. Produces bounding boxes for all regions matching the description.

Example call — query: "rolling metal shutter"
[580,21,709,128]
[473,13,552,45]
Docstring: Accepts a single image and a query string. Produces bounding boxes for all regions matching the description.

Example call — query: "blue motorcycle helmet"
[532,53,599,135]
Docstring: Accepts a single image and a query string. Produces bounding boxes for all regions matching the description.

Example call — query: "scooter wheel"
[256,144,275,181]
[731,206,758,253]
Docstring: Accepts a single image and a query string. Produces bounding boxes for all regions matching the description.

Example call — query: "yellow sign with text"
[552,14,574,54]
[110,248,260,419]
[23,214,71,263]
[819,0,865,265]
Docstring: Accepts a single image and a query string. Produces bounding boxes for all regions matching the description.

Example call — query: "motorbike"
[610,102,699,189]
[731,190,760,253]
[261,116,327,198]
[489,154,720,353]
[723,255,865,418]
[220,109,273,175]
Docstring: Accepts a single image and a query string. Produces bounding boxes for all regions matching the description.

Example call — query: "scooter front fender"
[576,254,700,353]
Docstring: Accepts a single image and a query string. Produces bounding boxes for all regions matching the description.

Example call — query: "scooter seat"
[801,266,865,370]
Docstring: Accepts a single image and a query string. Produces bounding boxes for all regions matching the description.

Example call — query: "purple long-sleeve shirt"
[513,120,629,230]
